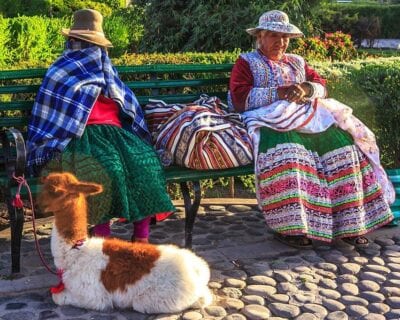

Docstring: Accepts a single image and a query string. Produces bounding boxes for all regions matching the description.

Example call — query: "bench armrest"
[1,128,27,179]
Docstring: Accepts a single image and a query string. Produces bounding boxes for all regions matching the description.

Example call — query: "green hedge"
[0,7,144,68]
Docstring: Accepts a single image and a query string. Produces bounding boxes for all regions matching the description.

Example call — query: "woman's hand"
[278,83,312,103]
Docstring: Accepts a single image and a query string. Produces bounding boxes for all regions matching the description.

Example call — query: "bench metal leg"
[7,201,24,273]
[180,181,201,248]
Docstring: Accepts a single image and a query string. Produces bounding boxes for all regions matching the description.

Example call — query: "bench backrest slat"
[125,77,229,90]
[0,85,41,94]
[0,117,28,128]
[0,101,34,112]
[116,64,233,74]
[0,69,47,80]
[0,79,229,96]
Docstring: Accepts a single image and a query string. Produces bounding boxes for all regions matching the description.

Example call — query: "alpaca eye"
[48,186,64,196]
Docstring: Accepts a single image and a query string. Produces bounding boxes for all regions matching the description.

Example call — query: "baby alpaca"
[38,172,212,313]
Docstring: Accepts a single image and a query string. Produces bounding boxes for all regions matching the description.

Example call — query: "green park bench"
[0,64,399,274]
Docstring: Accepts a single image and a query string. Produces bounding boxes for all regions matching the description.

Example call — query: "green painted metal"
[116,63,233,74]
[0,101,33,112]
[125,77,229,89]
[164,164,253,183]
[386,169,400,225]
[0,63,233,80]
[0,68,47,80]
[0,85,40,94]
[0,78,228,94]
[0,117,28,128]
[136,91,227,105]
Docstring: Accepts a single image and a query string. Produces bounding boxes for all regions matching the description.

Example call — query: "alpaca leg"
[191,287,213,309]
[52,290,75,307]
[53,289,111,311]
[201,287,214,306]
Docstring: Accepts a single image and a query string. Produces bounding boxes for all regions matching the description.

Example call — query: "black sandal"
[342,236,369,248]
[274,233,313,249]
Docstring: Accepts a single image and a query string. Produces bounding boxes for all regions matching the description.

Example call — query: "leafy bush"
[324,32,357,61]
[0,0,120,17]
[319,4,400,41]
[137,0,325,53]
[63,0,113,17]
[291,37,328,61]
[105,5,145,55]
[353,60,400,167]
[113,50,241,66]
[7,16,65,64]
[0,17,11,66]
[292,32,357,62]
[0,9,144,68]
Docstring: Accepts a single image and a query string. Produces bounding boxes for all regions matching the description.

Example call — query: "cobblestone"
[0,201,400,319]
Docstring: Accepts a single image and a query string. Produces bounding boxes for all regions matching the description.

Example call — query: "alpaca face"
[38,172,103,214]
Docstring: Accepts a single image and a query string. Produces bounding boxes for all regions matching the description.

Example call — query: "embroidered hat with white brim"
[246,10,303,38]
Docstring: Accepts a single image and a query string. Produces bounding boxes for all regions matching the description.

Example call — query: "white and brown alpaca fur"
[38,172,212,313]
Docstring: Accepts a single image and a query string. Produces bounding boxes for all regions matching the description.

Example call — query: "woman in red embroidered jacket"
[228,10,394,249]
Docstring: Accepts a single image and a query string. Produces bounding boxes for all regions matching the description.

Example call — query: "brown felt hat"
[61,9,113,48]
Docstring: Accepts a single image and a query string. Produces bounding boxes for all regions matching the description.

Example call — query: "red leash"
[12,173,64,293]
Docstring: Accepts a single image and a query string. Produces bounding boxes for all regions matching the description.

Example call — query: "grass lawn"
[358,48,400,58]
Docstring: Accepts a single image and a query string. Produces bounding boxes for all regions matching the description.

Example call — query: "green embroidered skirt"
[45,124,175,225]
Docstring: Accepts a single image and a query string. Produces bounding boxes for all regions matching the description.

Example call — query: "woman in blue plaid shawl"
[26,9,175,242]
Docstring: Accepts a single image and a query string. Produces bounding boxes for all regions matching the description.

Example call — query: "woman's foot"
[274,233,313,249]
[89,222,111,238]
[342,236,369,248]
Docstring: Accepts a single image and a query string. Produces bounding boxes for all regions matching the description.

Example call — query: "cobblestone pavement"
[1,200,400,320]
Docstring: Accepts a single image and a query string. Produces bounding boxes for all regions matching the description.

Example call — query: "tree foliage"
[137,0,326,53]
[0,0,124,18]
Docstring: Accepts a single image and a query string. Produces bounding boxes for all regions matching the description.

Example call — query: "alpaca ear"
[71,182,103,195]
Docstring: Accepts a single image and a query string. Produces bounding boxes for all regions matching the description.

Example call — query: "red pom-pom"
[50,281,65,294]
[12,195,24,208]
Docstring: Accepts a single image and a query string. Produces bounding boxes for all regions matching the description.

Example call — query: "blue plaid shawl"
[27,44,150,168]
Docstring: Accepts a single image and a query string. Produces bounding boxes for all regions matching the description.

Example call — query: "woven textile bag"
[144,95,253,170]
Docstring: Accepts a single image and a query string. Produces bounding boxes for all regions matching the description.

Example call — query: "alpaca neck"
[54,195,88,245]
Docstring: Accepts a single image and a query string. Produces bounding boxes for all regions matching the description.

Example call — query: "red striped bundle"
[144,96,253,170]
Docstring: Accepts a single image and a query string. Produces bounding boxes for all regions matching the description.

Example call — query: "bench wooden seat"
[1,64,399,274]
